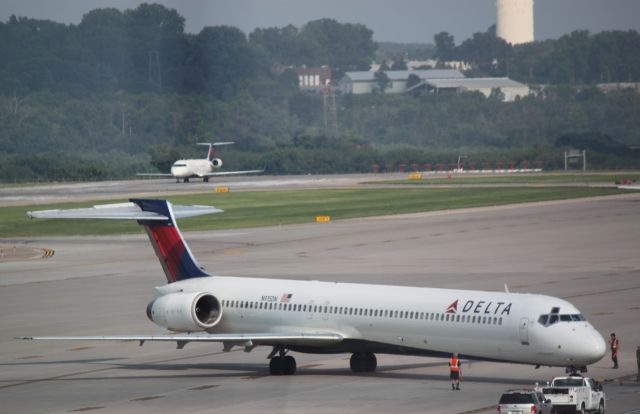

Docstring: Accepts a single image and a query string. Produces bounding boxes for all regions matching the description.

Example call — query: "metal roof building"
[425,77,530,101]
[340,69,464,95]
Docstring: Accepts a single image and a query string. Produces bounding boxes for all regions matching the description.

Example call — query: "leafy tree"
[456,27,511,76]
[434,31,456,61]
[373,70,391,92]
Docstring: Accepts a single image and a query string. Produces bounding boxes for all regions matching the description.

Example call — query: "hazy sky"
[2,0,640,43]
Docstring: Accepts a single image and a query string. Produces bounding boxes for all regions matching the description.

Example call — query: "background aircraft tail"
[197,142,234,162]
[28,199,222,284]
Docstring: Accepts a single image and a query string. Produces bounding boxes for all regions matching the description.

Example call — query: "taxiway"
[1,188,639,413]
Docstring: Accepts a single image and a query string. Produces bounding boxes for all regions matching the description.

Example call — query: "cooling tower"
[496,0,534,45]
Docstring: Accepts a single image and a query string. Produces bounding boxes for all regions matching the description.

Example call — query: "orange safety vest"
[449,357,460,372]
[610,338,619,357]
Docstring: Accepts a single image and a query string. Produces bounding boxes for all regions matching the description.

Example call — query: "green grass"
[371,173,640,185]
[0,187,628,237]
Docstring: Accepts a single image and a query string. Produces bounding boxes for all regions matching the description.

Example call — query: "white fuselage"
[156,276,607,367]
[170,159,214,179]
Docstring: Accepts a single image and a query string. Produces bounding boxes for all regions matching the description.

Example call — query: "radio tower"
[148,51,162,88]
[323,87,338,139]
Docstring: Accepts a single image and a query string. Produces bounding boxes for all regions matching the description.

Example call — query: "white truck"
[536,376,605,414]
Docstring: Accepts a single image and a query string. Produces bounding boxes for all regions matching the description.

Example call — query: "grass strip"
[0,187,627,237]
[370,173,640,185]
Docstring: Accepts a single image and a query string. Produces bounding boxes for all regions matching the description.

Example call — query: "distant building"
[597,82,640,94]
[425,77,530,101]
[271,66,332,91]
[340,69,464,94]
[496,0,534,45]
[296,66,332,90]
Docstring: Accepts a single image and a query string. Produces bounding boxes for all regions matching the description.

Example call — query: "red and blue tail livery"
[131,199,210,283]
[27,199,220,284]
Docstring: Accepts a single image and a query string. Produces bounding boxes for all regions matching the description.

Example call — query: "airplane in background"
[138,142,263,183]
[19,200,606,376]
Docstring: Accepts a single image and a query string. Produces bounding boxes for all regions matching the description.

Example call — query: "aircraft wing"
[618,184,640,190]
[17,332,343,348]
[199,169,264,178]
[137,173,174,177]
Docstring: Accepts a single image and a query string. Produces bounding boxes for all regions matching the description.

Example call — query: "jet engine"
[211,158,223,168]
[146,292,222,332]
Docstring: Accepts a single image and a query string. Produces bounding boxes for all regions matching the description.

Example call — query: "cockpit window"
[538,310,585,326]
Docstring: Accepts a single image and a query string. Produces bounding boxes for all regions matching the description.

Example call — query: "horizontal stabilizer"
[27,202,222,221]
[197,142,235,146]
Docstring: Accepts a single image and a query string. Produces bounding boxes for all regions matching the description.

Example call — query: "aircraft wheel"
[203,177,209,182]
[364,352,377,372]
[350,352,367,372]
[183,178,189,183]
[283,355,297,375]
[269,356,284,375]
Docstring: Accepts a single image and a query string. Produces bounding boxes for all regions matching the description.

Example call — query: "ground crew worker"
[449,353,461,390]
[610,333,619,369]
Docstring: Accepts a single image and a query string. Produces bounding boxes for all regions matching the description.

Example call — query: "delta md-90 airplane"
[20,199,607,376]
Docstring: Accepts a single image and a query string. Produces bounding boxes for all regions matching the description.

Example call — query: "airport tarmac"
[0,174,386,207]
[1,192,639,413]
[0,172,621,207]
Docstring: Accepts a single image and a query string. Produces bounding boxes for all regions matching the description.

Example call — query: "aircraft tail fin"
[197,142,234,162]
[27,199,222,284]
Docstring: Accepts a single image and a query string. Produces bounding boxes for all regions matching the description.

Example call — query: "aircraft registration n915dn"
[19,199,606,375]
[137,142,263,183]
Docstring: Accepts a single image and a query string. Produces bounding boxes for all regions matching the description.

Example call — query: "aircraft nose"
[592,331,607,360]
[579,329,606,364]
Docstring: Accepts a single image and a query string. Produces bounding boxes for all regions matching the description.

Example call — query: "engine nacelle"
[211,158,223,168]
[146,292,222,332]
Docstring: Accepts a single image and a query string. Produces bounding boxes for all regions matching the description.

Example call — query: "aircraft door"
[322,301,330,321]
[307,300,315,320]
[519,317,530,345]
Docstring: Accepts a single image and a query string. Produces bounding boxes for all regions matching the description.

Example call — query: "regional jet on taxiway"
[138,142,262,183]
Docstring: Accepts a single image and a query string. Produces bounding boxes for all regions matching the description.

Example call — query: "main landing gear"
[349,352,377,373]
[266,348,378,375]
[268,346,296,375]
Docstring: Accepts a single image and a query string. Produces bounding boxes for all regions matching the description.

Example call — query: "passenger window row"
[221,300,503,325]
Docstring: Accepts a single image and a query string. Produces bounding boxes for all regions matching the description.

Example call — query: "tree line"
[434,26,640,83]
[1,4,639,182]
